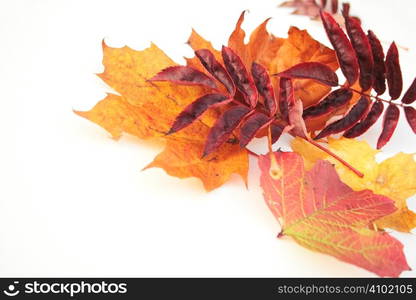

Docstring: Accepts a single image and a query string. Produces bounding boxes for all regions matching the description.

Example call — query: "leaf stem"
[340,85,406,107]
[303,137,364,178]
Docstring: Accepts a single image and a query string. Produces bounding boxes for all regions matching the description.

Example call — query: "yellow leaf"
[76,41,248,191]
[291,137,416,232]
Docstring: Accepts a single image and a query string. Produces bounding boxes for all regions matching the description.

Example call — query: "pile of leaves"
[76,3,416,277]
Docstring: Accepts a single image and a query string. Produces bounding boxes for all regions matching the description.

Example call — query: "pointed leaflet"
[344,101,384,138]
[315,96,370,140]
[404,106,416,133]
[239,113,271,147]
[251,62,277,116]
[320,11,359,85]
[331,0,338,13]
[279,77,292,122]
[150,66,217,89]
[401,78,416,104]
[221,46,258,107]
[195,49,235,95]
[79,42,248,191]
[259,151,409,277]
[303,88,352,119]
[342,4,374,91]
[168,93,230,135]
[203,106,251,157]
[367,30,386,95]
[275,62,338,86]
[185,29,223,74]
[385,42,403,100]
[377,104,400,149]
[292,137,416,232]
[271,123,284,144]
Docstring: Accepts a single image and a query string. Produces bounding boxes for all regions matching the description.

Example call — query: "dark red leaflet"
[168,93,230,135]
[195,49,235,95]
[320,0,327,9]
[150,66,217,89]
[385,42,403,100]
[320,11,359,85]
[275,62,339,86]
[367,30,386,95]
[343,101,384,138]
[343,8,374,91]
[221,46,258,107]
[314,96,370,140]
[279,78,293,123]
[377,104,400,149]
[303,88,352,119]
[239,113,271,147]
[404,106,416,134]
[341,2,350,15]
[203,106,251,157]
[401,78,416,104]
[331,0,338,13]
[251,62,277,116]
[271,124,284,144]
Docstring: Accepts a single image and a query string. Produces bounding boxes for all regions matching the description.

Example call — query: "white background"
[0,0,415,277]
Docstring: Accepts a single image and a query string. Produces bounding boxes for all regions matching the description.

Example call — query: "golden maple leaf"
[292,137,416,232]
[76,42,248,191]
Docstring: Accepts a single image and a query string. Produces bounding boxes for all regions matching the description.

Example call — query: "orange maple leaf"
[259,151,410,277]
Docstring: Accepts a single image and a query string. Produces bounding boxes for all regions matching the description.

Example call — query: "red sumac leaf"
[404,106,416,134]
[221,46,258,107]
[367,30,386,95]
[168,93,230,134]
[279,78,293,123]
[271,123,284,144]
[275,62,339,87]
[385,42,403,100]
[320,11,359,85]
[195,49,235,95]
[239,113,271,147]
[320,0,327,9]
[251,62,277,116]
[343,7,374,91]
[377,104,400,149]
[303,88,352,119]
[150,66,217,89]
[344,101,384,138]
[203,105,251,156]
[315,96,370,140]
[401,77,416,104]
[331,0,338,14]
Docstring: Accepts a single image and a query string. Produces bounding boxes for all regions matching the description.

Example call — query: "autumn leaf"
[259,151,410,277]
[186,11,339,110]
[292,137,416,232]
[75,41,248,191]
